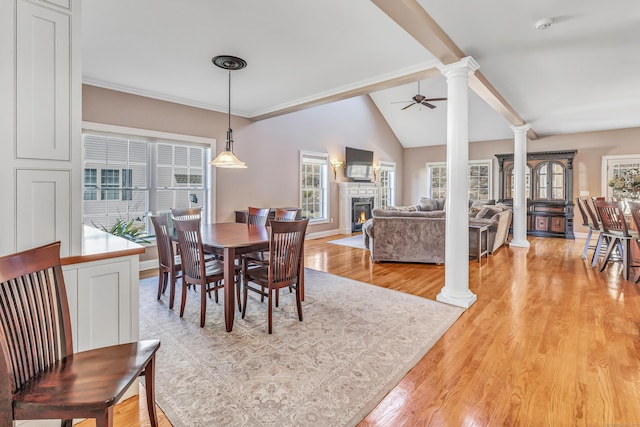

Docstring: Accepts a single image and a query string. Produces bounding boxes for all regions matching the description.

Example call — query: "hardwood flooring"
[77,234,640,426]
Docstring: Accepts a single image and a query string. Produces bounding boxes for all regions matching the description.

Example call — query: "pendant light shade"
[209,55,247,169]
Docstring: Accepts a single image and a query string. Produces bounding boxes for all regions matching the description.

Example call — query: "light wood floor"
[78,234,640,426]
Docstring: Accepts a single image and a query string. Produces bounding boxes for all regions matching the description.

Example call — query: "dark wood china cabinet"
[496,150,576,239]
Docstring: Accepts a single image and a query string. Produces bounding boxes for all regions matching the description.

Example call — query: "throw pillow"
[419,197,438,212]
[476,206,502,219]
[386,205,418,212]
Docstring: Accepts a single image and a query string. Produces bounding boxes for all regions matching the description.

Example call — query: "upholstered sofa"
[362,199,512,264]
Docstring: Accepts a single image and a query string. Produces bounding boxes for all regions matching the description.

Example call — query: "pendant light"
[209,55,247,168]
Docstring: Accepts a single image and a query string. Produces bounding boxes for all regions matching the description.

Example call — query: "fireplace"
[352,197,374,232]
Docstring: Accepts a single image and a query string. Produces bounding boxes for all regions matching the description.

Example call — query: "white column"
[436,57,479,309]
[509,124,531,248]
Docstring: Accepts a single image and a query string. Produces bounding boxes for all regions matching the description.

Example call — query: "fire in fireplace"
[352,197,374,232]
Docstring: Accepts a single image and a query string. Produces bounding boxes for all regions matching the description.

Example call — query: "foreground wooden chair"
[242,219,309,333]
[576,197,601,260]
[0,242,160,427]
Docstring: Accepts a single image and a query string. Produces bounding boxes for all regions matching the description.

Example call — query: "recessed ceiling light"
[535,18,553,30]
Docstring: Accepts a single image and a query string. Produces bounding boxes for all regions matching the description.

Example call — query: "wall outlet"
[580,190,590,197]
[330,217,334,223]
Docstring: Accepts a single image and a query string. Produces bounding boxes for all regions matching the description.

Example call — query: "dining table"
[181,222,304,332]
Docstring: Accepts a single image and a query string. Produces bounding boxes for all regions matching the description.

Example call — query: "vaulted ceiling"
[82,0,640,148]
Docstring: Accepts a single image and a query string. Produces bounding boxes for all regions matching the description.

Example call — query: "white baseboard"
[306,229,341,240]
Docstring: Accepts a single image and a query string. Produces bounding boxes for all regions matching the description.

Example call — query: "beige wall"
[402,127,640,235]
[83,85,404,233]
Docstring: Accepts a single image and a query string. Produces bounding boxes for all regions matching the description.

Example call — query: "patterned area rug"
[327,235,367,250]
[139,269,464,427]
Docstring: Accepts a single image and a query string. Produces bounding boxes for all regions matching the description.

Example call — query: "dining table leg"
[223,247,236,332]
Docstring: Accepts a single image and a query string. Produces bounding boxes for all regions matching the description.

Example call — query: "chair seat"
[203,259,241,277]
[13,340,160,418]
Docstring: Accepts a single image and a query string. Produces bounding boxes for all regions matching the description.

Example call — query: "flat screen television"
[345,147,373,181]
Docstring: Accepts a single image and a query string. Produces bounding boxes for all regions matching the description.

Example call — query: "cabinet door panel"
[535,216,549,231]
[16,2,70,160]
[551,216,565,233]
[76,260,131,352]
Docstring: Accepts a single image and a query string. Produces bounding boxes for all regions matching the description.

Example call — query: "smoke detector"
[535,18,553,30]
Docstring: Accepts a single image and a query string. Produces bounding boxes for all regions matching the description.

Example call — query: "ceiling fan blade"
[424,97,447,102]
[421,101,437,109]
[401,103,416,110]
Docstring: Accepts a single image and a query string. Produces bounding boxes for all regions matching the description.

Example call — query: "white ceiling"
[82,0,640,148]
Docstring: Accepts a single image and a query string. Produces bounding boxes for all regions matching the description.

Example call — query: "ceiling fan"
[393,81,447,110]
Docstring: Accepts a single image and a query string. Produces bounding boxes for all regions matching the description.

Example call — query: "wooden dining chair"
[584,197,610,267]
[171,206,202,220]
[0,242,161,427]
[247,206,270,225]
[150,213,182,309]
[173,218,241,327]
[244,208,298,304]
[242,219,309,333]
[627,201,640,284]
[576,197,601,261]
[595,200,634,280]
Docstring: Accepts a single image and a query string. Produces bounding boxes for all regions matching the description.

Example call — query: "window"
[84,168,97,200]
[378,161,396,208]
[300,151,329,223]
[101,169,120,200]
[83,128,211,234]
[426,159,493,199]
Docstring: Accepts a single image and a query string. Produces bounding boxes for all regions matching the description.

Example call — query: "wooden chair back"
[171,207,202,220]
[150,214,176,271]
[173,218,206,283]
[628,201,640,232]
[267,219,309,287]
[274,209,298,221]
[247,207,270,226]
[595,200,630,237]
[584,198,601,229]
[575,197,590,227]
[0,242,72,400]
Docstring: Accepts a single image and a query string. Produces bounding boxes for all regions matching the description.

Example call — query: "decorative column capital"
[438,56,480,78]
[510,123,532,135]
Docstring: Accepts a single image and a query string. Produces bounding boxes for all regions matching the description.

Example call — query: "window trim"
[82,122,216,225]
[378,160,396,208]
[426,159,493,199]
[299,150,329,225]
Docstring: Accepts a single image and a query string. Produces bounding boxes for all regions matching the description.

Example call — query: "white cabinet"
[62,255,140,353]
[0,0,82,258]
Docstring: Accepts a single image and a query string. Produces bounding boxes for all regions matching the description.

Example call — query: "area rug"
[327,234,367,250]
[139,269,464,427]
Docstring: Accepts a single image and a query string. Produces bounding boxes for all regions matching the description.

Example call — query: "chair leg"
[180,280,188,318]
[241,279,249,319]
[581,228,593,259]
[144,355,159,427]
[599,237,618,272]
[93,406,113,427]
[168,272,176,309]
[621,240,629,281]
[268,287,274,334]
[295,284,303,322]
[200,285,207,327]
[157,272,166,300]
[592,234,605,267]
[236,273,242,312]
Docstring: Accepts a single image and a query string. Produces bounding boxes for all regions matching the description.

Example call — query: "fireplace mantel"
[337,182,380,234]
